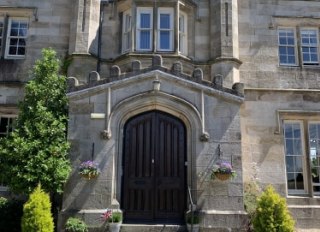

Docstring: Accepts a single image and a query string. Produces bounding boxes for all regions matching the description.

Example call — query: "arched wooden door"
[121,110,187,224]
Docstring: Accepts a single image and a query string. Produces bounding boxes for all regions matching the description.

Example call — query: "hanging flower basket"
[79,160,100,180]
[213,172,233,181]
[211,160,236,181]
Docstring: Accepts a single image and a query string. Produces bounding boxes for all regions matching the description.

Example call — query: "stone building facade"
[0,0,320,231]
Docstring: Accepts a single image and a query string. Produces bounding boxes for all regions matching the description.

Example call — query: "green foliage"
[186,212,200,224]
[0,47,71,194]
[65,217,88,232]
[21,184,54,232]
[244,182,261,217]
[0,197,25,232]
[108,212,122,223]
[253,185,295,232]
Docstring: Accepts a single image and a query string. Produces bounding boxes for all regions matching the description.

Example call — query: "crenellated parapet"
[67,55,244,97]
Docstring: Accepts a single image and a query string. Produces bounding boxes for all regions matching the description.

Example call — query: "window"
[283,120,320,196]
[5,18,28,59]
[301,29,319,65]
[0,18,4,56]
[179,12,187,54]
[124,7,187,54]
[278,28,297,65]
[157,8,173,51]
[0,116,15,138]
[278,27,320,67]
[122,10,132,53]
[136,7,153,51]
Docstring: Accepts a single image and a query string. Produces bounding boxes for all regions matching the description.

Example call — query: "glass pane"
[287,47,295,55]
[285,124,293,138]
[19,28,27,37]
[160,31,170,49]
[293,139,302,155]
[10,28,18,36]
[279,46,286,55]
[287,173,295,190]
[9,46,17,55]
[296,173,304,189]
[160,14,170,29]
[18,39,26,46]
[293,124,301,138]
[140,13,150,28]
[288,56,296,64]
[286,156,294,172]
[295,156,303,172]
[287,37,294,45]
[18,47,25,55]
[179,15,184,32]
[285,139,293,155]
[140,30,150,49]
[10,38,18,45]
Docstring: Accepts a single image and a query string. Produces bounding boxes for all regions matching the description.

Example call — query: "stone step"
[120,224,187,232]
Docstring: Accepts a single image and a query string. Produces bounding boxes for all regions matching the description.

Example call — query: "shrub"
[65,217,88,232]
[21,184,54,232]
[253,185,295,232]
[186,212,200,224]
[0,197,24,232]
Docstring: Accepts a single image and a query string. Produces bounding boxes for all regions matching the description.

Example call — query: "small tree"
[253,185,295,232]
[21,184,54,232]
[0,48,71,194]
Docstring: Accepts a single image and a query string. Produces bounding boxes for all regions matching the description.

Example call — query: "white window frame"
[179,11,187,55]
[157,7,174,52]
[122,9,132,53]
[5,17,28,59]
[136,7,153,51]
[300,28,319,66]
[0,17,4,56]
[283,120,308,195]
[278,27,298,66]
[308,121,320,196]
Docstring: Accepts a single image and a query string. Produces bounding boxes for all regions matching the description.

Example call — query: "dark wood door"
[122,111,186,224]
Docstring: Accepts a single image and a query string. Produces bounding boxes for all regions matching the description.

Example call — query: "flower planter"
[80,173,98,180]
[108,222,121,232]
[214,172,232,181]
[187,223,200,232]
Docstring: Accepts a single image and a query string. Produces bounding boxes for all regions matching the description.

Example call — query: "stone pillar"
[209,0,241,88]
[69,0,101,54]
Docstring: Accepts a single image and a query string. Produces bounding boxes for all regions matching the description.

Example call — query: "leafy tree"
[253,185,295,232]
[21,184,54,232]
[0,48,71,194]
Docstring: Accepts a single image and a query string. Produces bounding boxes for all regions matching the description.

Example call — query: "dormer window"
[121,6,187,55]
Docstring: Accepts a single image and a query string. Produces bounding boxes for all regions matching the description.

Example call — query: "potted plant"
[101,209,122,232]
[78,160,100,180]
[186,212,200,232]
[65,217,88,232]
[211,160,237,181]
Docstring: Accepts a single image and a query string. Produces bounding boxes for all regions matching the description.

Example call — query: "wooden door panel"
[122,111,186,223]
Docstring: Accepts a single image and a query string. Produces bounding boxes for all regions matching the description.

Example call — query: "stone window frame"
[122,9,132,53]
[278,111,320,197]
[178,11,188,55]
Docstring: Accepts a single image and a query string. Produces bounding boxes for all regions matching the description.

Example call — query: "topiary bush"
[0,197,24,232]
[21,184,54,232]
[65,217,88,232]
[253,185,295,232]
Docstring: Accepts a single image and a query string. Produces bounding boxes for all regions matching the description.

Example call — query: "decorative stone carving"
[232,82,244,96]
[88,71,100,84]
[213,74,223,87]
[200,132,210,142]
[67,77,79,91]
[110,65,121,78]
[171,61,182,75]
[100,130,112,140]
[152,54,163,67]
[192,68,203,80]
[153,79,161,92]
[132,60,141,72]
